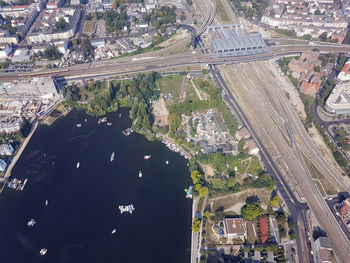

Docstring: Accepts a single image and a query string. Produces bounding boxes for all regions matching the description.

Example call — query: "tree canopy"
[241,202,264,221]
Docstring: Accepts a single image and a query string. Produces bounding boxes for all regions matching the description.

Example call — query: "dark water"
[0,109,192,263]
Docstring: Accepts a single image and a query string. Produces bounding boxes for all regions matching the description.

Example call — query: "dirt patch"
[246,221,258,244]
[157,29,190,48]
[203,164,216,177]
[152,96,169,126]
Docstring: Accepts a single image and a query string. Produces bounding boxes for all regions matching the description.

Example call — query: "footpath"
[2,121,39,182]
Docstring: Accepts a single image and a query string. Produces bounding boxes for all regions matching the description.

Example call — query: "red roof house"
[260,217,268,244]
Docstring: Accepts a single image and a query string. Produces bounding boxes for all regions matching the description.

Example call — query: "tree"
[241,203,264,221]
[81,38,93,59]
[227,177,236,188]
[54,17,69,32]
[270,196,281,207]
[191,170,202,185]
[43,45,61,60]
[204,210,210,219]
[314,66,320,72]
[196,184,208,197]
[180,13,186,21]
[169,113,181,132]
[246,195,260,205]
[192,217,201,232]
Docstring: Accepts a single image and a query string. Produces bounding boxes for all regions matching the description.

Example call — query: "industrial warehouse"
[208,24,267,58]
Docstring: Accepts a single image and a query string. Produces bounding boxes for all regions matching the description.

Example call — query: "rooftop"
[224,218,246,235]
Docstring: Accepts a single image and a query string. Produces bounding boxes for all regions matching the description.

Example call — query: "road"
[218,61,350,262]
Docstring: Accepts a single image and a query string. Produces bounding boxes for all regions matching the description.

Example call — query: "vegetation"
[19,118,32,138]
[0,16,16,34]
[54,17,69,32]
[142,6,176,28]
[103,7,129,35]
[81,38,94,59]
[192,217,201,232]
[232,0,269,19]
[276,29,297,38]
[43,45,62,60]
[269,195,281,207]
[241,196,264,221]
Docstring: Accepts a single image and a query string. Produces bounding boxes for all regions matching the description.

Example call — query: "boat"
[27,219,36,227]
[110,152,115,162]
[39,248,47,256]
[122,128,133,136]
[165,160,169,165]
[139,171,142,178]
[185,186,193,199]
[76,162,80,168]
[111,229,116,234]
[119,113,121,118]
[84,118,87,122]
[118,204,135,214]
[19,178,27,190]
[76,124,82,128]
[7,178,27,191]
[107,122,112,126]
[45,200,48,206]
[144,155,151,160]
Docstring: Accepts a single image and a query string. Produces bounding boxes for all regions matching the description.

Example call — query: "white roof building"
[0,159,7,171]
[0,143,14,155]
[325,83,350,114]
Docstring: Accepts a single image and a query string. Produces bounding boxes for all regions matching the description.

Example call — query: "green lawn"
[247,157,263,175]
[157,75,183,104]
[185,82,200,101]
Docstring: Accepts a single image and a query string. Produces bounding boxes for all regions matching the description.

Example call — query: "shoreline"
[2,122,39,184]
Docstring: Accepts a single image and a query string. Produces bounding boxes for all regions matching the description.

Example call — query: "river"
[0,109,192,263]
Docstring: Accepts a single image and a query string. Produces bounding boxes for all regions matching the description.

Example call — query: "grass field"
[157,75,183,104]
[83,20,95,34]
[215,0,231,23]
[185,82,200,102]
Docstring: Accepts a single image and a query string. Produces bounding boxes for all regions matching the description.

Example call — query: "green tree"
[169,113,181,132]
[81,38,94,59]
[270,196,281,207]
[196,184,208,197]
[191,170,202,184]
[227,177,236,188]
[192,217,201,232]
[204,210,210,219]
[241,203,264,221]
[54,17,69,32]
[43,45,62,60]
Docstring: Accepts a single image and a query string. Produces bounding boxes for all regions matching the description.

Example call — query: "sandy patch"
[152,96,169,126]
[157,29,190,48]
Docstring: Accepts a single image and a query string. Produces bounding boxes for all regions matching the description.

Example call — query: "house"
[235,127,250,141]
[340,203,350,216]
[0,144,14,155]
[244,138,259,155]
[224,218,247,239]
[260,216,268,244]
[314,237,332,263]
[338,61,350,82]
[11,48,31,62]
[288,51,320,78]
[90,38,106,48]
[0,159,7,171]
[300,81,321,96]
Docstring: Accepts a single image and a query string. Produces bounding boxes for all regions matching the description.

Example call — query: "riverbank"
[0,122,38,187]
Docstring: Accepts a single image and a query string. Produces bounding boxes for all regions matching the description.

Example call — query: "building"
[46,0,65,9]
[0,44,13,59]
[337,61,350,82]
[26,7,81,44]
[340,203,350,216]
[0,159,7,171]
[223,218,247,239]
[144,0,156,11]
[325,82,350,114]
[11,48,31,62]
[0,143,14,155]
[288,51,320,78]
[244,138,259,155]
[209,24,267,58]
[300,80,321,96]
[260,217,268,244]
[0,30,19,44]
[0,77,58,99]
[90,38,106,48]
[314,237,332,263]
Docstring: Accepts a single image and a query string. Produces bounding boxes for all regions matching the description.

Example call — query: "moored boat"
[118,204,135,214]
[110,152,115,162]
[27,219,36,227]
[144,155,151,160]
[76,124,82,128]
[76,162,80,168]
[39,248,47,256]
[111,229,116,234]
[138,171,142,178]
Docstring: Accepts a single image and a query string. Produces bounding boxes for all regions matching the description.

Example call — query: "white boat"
[111,229,116,234]
[107,122,112,126]
[76,162,80,168]
[119,113,121,117]
[45,200,48,206]
[165,160,169,165]
[84,118,87,122]
[39,248,47,256]
[144,155,151,160]
[118,204,135,214]
[139,171,142,178]
[27,219,36,227]
[110,152,115,162]
[76,124,82,128]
